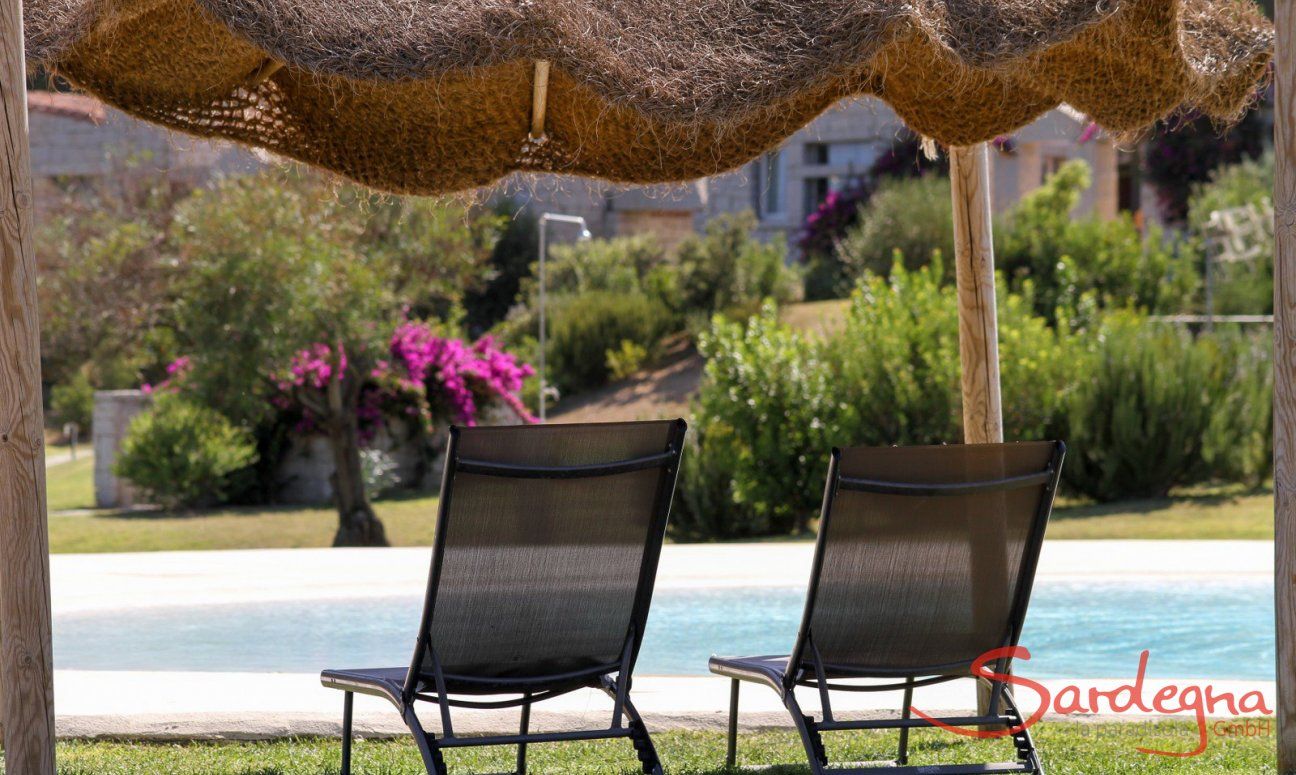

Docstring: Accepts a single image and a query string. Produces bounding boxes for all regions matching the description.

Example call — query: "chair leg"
[1000,690,1045,775]
[1015,723,1045,775]
[784,691,828,775]
[897,678,914,766]
[516,695,532,775]
[726,679,740,769]
[609,689,663,775]
[341,692,354,775]
[403,704,449,775]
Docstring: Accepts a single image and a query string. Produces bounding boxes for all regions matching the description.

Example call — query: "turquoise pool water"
[55,579,1273,679]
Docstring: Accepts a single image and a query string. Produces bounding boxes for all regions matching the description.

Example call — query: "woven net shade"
[26,0,1272,195]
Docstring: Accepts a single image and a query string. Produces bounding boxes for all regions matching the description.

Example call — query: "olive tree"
[171,171,498,545]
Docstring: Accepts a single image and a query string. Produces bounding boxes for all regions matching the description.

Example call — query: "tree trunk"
[325,376,388,547]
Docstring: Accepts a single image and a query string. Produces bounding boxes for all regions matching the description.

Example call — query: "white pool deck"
[50,540,1275,739]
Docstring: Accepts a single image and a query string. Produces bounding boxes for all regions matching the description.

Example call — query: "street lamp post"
[537,213,591,421]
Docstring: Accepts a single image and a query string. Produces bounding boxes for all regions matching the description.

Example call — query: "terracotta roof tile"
[27,91,105,125]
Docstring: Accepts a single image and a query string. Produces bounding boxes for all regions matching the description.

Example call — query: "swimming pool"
[54,579,1273,680]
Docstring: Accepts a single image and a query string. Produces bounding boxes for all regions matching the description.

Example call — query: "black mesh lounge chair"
[322,419,687,775]
[711,441,1065,775]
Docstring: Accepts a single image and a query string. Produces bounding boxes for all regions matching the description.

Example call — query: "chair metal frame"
[719,441,1066,775]
[326,420,687,775]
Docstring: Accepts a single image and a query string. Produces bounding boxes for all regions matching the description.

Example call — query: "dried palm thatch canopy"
[26,0,1273,195]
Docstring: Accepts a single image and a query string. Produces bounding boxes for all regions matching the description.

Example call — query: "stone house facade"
[505,97,1140,252]
[29,90,1135,253]
[27,90,259,213]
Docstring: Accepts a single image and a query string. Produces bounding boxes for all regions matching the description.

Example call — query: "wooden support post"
[0,0,58,770]
[950,143,1005,723]
[950,143,1004,445]
[1274,0,1296,766]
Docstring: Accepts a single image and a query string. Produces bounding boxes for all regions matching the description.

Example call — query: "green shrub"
[547,291,672,394]
[51,370,96,433]
[605,340,649,380]
[832,177,955,286]
[676,262,1074,539]
[464,200,539,334]
[676,213,798,320]
[802,253,852,302]
[1062,314,1220,501]
[1188,153,1273,231]
[997,160,1198,319]
[675,305,836,538]
[1187,154,1274,315]
[829,257,1074,448]
[1201,329,1272,486]
[1197,244,1272,318]
[519,235,686,332]
[505,213,796,395]
[539,235,670,299]
[115,394,258,509]
[678,256,1268,531]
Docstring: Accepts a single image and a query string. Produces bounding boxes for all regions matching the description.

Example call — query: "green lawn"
[43,449,1275,553]
[33,723,1276,774]
[1047,485,1273,540]
[46,454,96,512]
[47,493,441,553]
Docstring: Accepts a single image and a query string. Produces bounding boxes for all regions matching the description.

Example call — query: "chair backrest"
[789,441,1064,683]
[409,420,686,691]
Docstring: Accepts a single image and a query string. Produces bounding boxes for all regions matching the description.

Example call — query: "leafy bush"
[679,233,1269,534]
[799,136,948,300]
[464,200,538,334]
[1187,154,1274,315]
[679,255,1274,535]
[801,254,852,303]
[675,305,837,538]
[797,183,873,297]
[997,160,1197,319]
[501,213,796,395]
[115,394,258,509]
[51,370,96,432]
[1061,314,1233,501]
[676,262,1075,538]
[547,291,673,394]
[605,340,650,380]
[832,177,955,286]
[676,213,798,320]
[1188,153,1274,229]
[168,172,510,543]
[829,258,1074,448]
[35,161,184,393]
[1202,330,1272,486]
[541,235,670,299]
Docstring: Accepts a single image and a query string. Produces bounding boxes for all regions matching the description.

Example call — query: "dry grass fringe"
[24,0,1274,195]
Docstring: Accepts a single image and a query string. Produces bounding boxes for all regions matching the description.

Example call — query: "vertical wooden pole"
[0,0,57,770]
[950,143,1005,723]
[1274,0,1296,766]
[950,143,1004,445]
